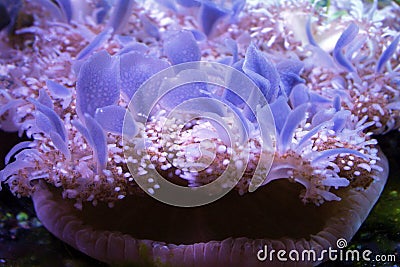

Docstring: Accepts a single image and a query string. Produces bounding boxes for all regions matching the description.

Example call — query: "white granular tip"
[138,169,148,175]
[148,188,155,194]
[358,163,372,172]
[347,161,354,167]
[235,160,243,169]
[160,164,171,170]
[217,145,227,153]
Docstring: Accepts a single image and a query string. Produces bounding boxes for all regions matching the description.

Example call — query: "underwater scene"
[0,0,400,266]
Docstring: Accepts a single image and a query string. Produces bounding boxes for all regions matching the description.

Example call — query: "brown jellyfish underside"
[32,150,388,267]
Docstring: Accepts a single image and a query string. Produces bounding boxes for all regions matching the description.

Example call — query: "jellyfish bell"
[30,149,388,266]
[0,0,396,264]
